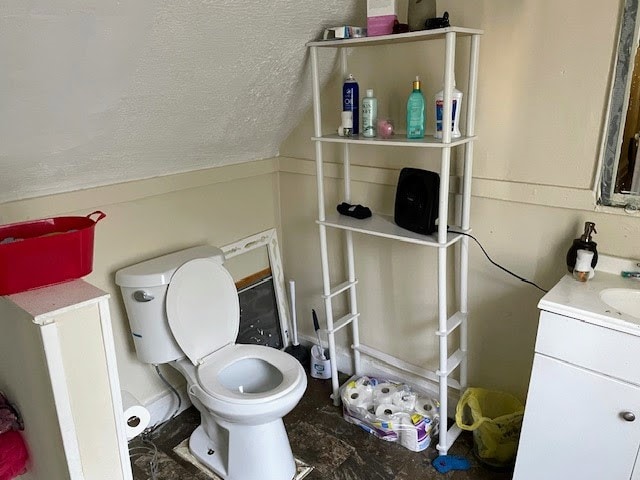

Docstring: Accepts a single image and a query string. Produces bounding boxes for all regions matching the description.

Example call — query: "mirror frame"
[600,0,640,208]
[220,228,291,349]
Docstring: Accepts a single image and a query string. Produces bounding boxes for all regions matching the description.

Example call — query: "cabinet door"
[513,354,640,480]
[632,448,640,480]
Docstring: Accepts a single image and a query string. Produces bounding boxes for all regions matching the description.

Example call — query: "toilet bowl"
[115,246,307,480]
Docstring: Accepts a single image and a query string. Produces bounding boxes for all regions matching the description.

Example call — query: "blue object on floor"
[432,455,471,473]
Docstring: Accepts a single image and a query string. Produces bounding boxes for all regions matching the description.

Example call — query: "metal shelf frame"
[308,27,482,456]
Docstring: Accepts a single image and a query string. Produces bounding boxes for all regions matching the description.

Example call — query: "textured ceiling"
[0,1,365,203]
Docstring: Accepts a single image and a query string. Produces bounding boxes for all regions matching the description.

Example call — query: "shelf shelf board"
[312,133,475,148]
[317,213,464,247]
[353,343,462,390]
[307,27,484,48]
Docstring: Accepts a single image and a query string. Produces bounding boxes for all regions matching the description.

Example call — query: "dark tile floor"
[129,373,513,480]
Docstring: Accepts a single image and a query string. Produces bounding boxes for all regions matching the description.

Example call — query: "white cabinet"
[307,27,482,455]
[0,280,132,480]
[514,309,640,480]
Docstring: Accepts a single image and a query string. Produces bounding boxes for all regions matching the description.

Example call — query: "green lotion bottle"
[406,76,425,139]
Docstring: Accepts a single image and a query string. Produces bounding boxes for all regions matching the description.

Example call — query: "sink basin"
[600,288,640,319]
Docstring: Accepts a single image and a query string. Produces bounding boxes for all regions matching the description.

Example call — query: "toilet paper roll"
[343,385,373,409]
[375,403,402,422]
[414,396,438,419]
[373,383,398,407]
[396,413,417,450]
[122,391,151,440]
[392,390,417,412]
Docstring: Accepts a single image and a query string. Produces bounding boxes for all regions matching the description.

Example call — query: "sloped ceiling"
[0,1,365,203]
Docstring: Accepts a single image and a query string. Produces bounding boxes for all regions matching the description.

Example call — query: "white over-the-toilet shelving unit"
[307,27,482,455]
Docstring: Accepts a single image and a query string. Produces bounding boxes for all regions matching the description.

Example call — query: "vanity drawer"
[535,310,640,385]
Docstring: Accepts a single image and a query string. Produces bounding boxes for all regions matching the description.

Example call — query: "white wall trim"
[0,158,279,224]
[39,323,84,479]
[278,156,615,214]
[5,155,637,225]
[98,298,133,480]
[144,385,192,434]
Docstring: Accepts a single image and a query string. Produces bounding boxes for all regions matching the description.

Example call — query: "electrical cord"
[129,434,159,480]
[128,364,182,479]
[146,364,182,436]
[451,229,549,293]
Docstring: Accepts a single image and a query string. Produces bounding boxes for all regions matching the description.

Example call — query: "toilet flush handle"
[133,290,154,302]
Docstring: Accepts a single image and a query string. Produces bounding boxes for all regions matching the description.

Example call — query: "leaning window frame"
[600,0,640,208]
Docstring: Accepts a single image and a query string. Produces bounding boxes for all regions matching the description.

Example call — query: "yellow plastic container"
[455,388,524,467]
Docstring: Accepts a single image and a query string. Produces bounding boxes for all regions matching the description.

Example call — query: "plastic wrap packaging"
[340,375,439,451]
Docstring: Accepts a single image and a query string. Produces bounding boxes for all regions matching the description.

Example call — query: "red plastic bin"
[0,211,106,295]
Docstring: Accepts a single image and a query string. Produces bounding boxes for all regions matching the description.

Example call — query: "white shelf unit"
[307,26,482,455]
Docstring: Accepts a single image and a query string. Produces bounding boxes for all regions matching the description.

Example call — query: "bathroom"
[0,0,639,479]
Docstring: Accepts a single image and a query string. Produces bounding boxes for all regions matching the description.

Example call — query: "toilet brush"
[312,309,326,360]
[284,280,310,366]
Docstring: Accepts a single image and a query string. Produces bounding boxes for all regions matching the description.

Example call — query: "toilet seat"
[166,258,240,366]
[196,344,303,405]
[167,257,304,407]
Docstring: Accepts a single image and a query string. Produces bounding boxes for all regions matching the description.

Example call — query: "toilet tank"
[115,245,226,365]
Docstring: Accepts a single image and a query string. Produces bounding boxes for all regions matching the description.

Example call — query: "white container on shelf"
[435,82,463,139]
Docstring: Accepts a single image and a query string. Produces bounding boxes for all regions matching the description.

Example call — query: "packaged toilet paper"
[373,383,398,407]
[340,375,439,451]
[343,384,374,409]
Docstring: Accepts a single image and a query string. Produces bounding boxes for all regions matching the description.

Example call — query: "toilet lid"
[166,258,239,365]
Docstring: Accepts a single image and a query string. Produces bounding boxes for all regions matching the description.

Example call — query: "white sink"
[600,288,640,319]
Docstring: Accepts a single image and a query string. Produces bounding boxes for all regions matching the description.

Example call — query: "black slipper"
[337,202,372,219]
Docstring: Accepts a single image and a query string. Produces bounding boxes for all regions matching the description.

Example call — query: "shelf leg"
[312,45,342,406]
[437,244,449,455]
[345,231,361,376]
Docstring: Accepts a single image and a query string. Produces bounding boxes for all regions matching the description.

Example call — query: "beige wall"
[0,159,281,407]
[278,0,640,398]
[0,0,638,422]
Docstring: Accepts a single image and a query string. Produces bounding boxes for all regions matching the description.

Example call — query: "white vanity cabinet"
[514,271,640,480]
[0,280,132,480]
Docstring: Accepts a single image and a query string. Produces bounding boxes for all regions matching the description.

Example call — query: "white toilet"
[115,245,307,480]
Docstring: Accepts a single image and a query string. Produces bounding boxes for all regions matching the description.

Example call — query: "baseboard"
[145,384,192,431]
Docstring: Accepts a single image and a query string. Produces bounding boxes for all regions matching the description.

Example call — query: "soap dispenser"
[573,250,595,282]
[566,222,598,273]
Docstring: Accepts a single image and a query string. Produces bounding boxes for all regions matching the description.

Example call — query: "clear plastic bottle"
[362,89,378,138]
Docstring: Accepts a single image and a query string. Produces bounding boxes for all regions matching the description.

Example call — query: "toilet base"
[189,419,296,480]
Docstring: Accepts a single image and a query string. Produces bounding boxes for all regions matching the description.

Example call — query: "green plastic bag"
[455,387,525,466]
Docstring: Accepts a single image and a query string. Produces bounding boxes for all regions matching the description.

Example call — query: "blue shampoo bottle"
[343,74,360,135]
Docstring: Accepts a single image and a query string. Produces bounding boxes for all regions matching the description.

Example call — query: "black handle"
[312,309,320,332]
